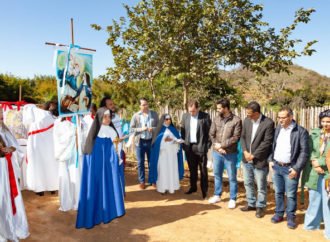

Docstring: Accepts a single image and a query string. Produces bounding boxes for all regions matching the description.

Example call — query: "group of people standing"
[0,96,329,241]
[130,98,330,240]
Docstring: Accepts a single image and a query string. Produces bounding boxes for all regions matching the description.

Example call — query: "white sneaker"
[228,199,236,209]
[208,195,221,204]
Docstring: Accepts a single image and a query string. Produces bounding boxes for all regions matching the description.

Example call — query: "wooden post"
[45,18,96,52]
[71,18,74,45]
[19,85,22,101]
[44,19,97,169]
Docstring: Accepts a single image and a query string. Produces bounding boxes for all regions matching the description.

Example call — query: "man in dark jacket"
[208,99,242,209]
[240,101,274,218]
[181,100,212,199]
[269,107,309,229]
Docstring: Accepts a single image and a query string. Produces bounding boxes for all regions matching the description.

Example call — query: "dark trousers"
[185,144,208,194]
[272,164,299,217]
[136,139,152,183]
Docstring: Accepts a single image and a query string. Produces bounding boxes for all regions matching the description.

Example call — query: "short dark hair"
[245,101,261,113]
[279,106,293,116]
[320,109,330,120]
[90,103,97,112]
[99,96,111,108]
[319,109,330,128]
[188,100,199,108]
[139,97,148,105]
[216,98,230,109]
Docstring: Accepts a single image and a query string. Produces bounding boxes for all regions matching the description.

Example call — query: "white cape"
[23,105,59,192]
[100,126,123,165]
[53,119,82,211]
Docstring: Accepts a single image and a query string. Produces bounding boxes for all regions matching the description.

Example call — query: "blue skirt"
[76,137,125,229]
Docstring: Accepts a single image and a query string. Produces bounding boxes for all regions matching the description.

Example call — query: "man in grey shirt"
[130,98,159,189]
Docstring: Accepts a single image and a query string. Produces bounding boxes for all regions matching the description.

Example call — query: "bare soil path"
[22,170,325,242]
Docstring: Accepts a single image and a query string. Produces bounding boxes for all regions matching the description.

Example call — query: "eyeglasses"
[165,118,171,121]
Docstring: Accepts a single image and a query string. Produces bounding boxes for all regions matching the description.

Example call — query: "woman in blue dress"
[76,107,125,229]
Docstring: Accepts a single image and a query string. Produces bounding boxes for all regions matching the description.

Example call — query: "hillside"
[223,65,330,105]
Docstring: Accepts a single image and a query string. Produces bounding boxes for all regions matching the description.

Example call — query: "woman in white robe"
[148,114,184,194]
[0,107,29,241]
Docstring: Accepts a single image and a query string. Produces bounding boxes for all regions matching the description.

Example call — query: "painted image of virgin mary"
[57,54,80,93]
[73,72,92,111]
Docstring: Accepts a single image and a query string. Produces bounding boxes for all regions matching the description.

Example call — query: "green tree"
[92,0,316,110]
[32,75,57,102]
[0,74,35,102]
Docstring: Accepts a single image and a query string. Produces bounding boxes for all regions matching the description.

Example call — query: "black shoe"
[185,188,197,194]
[287,215,297,229]
[240,205,256,212]
[202,191,207,199]
[256,207,266,218]
[36,192,44,196]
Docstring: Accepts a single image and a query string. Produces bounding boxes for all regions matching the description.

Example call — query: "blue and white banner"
[55,45,93,116]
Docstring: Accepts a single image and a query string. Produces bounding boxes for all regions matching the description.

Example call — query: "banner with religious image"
[0,101,28,140]
[55,46,93,116]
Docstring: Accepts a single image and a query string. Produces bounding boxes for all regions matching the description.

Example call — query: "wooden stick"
[45,42,96,52]
[19,85,22,101]
[71,18,74,45]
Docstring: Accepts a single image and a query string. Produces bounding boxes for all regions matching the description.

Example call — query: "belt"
[275,161,292,167]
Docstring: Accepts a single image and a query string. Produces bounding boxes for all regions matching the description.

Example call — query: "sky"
[0,0,329,78]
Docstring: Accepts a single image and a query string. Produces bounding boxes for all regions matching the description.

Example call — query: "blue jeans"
[272,164,299,217]
[136,139,152,183]
[212,151,237,200]
[304,175,330,239]
[242,163,269,208]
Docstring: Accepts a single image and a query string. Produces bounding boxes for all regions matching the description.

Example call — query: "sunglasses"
[165,118,171,121]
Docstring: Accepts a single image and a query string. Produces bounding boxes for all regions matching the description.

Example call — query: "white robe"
[23,105,59,192]
[0,127,24,182]
[82,114,94,134]
[0,131,29,242]
[156,128,180,194]
[53,119,82,211]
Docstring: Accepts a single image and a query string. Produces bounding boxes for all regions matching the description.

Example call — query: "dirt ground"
[21,169,326,242]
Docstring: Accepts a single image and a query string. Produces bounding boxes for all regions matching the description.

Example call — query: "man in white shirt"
[180,100,211,199]
[269,107,309,229]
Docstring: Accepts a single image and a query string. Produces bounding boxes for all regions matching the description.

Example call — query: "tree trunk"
[183,80,189,111]
[148,78,158,104]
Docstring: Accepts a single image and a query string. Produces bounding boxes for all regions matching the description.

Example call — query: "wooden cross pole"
[19,85,22,101]
[45,18,96,160]
[71,18,74,45]
[45,18,96,52]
